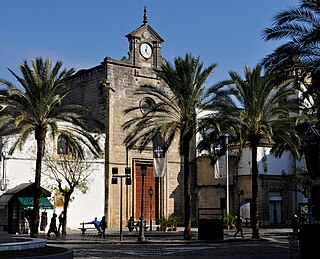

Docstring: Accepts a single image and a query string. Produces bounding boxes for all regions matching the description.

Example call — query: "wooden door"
[135,164,159,222]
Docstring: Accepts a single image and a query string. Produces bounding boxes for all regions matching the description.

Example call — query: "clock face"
[140,43,152,59]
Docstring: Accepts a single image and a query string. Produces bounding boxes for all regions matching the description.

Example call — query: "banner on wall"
[153,132,166,177]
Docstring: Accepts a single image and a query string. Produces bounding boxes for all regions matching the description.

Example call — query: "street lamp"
[225,134,229,215]
[1,151,8,191]
[138,165,147,241]
[111,167,131,241]
[148,186,153,231]
[237,188,244,216]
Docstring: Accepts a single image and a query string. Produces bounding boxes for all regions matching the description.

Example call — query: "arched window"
[57,135,69,155]
[56,132,74,157]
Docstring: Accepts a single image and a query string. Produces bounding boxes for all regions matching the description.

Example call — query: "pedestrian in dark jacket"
[58,211,65,234]
[99,216,107,238]
[47,213,59,237]
[292,214,299,233]
[234,215,244,238]
[128,216,135,231]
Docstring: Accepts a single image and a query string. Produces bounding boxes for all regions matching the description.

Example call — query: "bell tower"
[125,7,164,69]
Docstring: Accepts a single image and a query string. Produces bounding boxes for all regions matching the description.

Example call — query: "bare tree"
[43,155,96,235]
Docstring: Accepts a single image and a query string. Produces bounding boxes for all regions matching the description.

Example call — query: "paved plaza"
[39,227,298,258]
[43,226,292,243]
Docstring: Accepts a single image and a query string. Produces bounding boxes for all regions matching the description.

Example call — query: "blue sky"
[0,0,295,86]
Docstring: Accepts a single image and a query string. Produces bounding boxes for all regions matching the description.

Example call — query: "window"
[140,97,155,113]
[54,131,74,159]
[57,135,69,155]
[220,198,226,209]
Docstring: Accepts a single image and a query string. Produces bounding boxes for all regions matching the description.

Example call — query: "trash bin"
[198,218,223,240]
[198,208,224,240]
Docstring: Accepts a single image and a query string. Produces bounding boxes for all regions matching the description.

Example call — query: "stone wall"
[63,50,183,227]
[197,155,296,227]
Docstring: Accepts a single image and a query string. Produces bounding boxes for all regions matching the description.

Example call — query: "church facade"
[64,9,190,228]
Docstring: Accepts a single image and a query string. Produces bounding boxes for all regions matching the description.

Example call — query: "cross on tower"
[154,146,163,158]
[215,144,222,151]
[143,6,148,24]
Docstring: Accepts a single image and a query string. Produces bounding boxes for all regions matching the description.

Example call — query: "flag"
[214,159,221,178]
[153,132,166,177]
[212,136,227,157]
[0,137,2,161]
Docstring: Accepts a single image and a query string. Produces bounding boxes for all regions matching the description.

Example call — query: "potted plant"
[168,214,179,231]
[222,213,237,229]
[159,216,169,232]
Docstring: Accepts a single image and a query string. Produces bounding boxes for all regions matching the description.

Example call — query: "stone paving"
[1,227,297,258]
[44,227,197,244]
[32,227,296,258]
[40,226,293,244]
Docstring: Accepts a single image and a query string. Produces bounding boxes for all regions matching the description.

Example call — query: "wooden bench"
[78,222,97,234]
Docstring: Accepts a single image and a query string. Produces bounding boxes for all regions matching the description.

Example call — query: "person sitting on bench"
[127,216,136,231]
[85,217,102,234]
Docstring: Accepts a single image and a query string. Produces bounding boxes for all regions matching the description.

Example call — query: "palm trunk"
[183,134,192,240]
[250,140,260,239]
[31,129,46,237]
[312,71,320,123]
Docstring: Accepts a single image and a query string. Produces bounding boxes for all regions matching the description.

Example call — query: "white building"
[0,132,105,232]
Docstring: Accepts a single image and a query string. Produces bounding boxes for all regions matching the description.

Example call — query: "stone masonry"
[63,11,184,228]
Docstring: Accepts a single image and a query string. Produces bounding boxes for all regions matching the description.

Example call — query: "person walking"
[58,211,65,235]
[234,215,244,238]
[292,214,300,233]
[47,213,59,237]
[99,216,107,238]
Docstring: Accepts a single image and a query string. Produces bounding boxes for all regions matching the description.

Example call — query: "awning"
[18,197,54,209]
[0,194,13,206]
[269,196,282,202]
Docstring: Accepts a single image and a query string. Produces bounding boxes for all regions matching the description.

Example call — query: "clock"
[140,43,152,59]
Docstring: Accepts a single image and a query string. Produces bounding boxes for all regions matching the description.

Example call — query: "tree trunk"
[62,192,72,235]
[99,77,110,226]
[312,71,320,123]
[250,140,260,239]
[305,142,320,179]
[31,128,46,238]
[183,134,192,240]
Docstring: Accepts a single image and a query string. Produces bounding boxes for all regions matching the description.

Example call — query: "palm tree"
[122,53,217,240]
[262,0,320,120]
[262,0,320,180]
[204,64,299,238]
[0,57,101,237]
[262,0,320,68]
